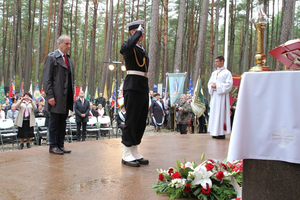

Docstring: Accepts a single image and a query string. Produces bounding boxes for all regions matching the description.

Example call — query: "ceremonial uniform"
[119,20,149,167]
[150,98,165,131]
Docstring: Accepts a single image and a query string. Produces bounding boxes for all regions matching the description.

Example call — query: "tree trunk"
[88,0,98,96]
[194,0,209,83]
[69,0,74,57]
[135,0,140,20]
[100,0,113,93]
[52,0,57,52]
[278,0,295,70]
[25,0,32,90]
[9,0,17,86]
[240,0,250,73]
[209,0,214,74]
[213,0,220,75]
[173,0,186,72]
[81,0,89,88]
[74,0,79,84]
[4,2,10,86]
[228,0,236,72]
[56,0,64,48]
[17,0,23,90]
[147,0,160,90]
[35,0,43,86]
[162,0,168,88]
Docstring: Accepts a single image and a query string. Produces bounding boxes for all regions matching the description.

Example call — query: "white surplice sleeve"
[216,70,233,95]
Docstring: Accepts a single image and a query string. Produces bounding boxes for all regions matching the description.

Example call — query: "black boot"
[26,143,31,148]
[19,143,24,150]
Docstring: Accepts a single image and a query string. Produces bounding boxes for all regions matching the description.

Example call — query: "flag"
[20,82,24,95]
[95,88,98,100]
[188,76,193,96]
[33,84,41,101]
[85,86,90,100]
[8,81,15,97]
[0,81,5,104]
[191,75,206,117]
[103,83,108,100]
[29,81,33,95]
[74,86,81,101]
[117,81,124,109]
[40,85,43,94]
[110,80,116,107]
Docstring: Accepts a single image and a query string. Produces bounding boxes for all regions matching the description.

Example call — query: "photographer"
[15,93,37,149]
[175,94,191,134]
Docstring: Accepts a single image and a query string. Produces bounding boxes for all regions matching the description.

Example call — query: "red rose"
[221,163,228,170]
[205,163,214,171]
[172,172,182,179]
[159,173,164,181]
[201,184,211,194]
[208,159,215,163]
[184,183,192,193]
[168,168,174,175]
[216,171,224,181]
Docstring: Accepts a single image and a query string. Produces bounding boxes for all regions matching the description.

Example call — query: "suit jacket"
[14,100,37,127]
[43,49,75,114]
[74,98,90,123]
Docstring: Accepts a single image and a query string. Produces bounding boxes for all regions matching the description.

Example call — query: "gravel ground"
[0,125,206,153]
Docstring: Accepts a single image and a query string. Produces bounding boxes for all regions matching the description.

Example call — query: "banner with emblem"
[191,75,206,117]
[34,84,41,101]
[0,81,5,104]
[168,73,186,106]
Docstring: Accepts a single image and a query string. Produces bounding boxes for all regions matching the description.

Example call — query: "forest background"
[0,0,299,98]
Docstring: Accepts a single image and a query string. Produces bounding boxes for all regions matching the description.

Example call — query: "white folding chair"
[66,117,77,142]
[97,116,113,138]
[86,116,101,140]
[0,119,19,151]
[34,117,48,145]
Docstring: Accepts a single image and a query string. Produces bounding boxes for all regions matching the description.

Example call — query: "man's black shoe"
[136,158,149,165]
[216,135,225,139]
[122,159,140,167]
[212,136,217,138]
[49,147,64,155]
[59,147,72,153]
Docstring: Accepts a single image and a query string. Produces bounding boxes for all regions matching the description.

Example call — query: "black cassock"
[150,100,165,127]
[120,29,149,147]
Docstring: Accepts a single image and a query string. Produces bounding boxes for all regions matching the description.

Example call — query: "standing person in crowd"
[176,94,191,134]
[15,93,37,149]
[230,93,238,128]
[89,102,98,117]
[207,55,233,139]
[1,104,7,118]
[34,102,50,127]
[0,104,5,119]
[117,105,126,132]
[43,34,74,155]
[7,103,19,121]
[95,93,106,109]
[96,104,105,117]
[119,20,149,167]
[167,97,175,131]
[5,100,11,110]
[150,93,165,132]
[198,97,209,134]
[74,91,90,142]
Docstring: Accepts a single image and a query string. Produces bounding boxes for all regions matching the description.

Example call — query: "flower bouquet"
[151,153,243,200]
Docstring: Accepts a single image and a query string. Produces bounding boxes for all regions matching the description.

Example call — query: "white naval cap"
[126,20,145,31]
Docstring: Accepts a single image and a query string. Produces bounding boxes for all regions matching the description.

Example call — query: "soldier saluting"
[120,20,149,167]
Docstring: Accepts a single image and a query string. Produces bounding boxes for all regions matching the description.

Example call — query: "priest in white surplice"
[207,56,233,139]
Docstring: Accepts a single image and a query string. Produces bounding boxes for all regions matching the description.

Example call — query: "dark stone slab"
[243,159,300,200]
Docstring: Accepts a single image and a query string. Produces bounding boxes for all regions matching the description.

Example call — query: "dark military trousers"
[122,90,149,147]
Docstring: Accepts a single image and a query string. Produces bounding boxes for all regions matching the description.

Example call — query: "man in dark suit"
[43,34,74,155]
[74,91,90,141]
[116,105,126,132]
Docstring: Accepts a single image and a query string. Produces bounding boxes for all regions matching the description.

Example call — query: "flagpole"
[224,0,230,68]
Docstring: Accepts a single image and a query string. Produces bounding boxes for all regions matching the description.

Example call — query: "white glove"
[137,24,144,34]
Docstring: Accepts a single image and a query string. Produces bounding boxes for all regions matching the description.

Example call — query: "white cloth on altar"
[227,71,300,164]
[207,67,233,136]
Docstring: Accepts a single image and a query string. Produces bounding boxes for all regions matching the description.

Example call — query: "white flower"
[184,162,194,169]
[191,165,213,189]
[169,178,186,188]
[157,169,168,174]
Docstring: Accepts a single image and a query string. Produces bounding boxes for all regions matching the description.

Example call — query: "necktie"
[63,54,69,69]
[81,99,84,106]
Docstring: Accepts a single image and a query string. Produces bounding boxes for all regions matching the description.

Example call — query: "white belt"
[127,70,148,77]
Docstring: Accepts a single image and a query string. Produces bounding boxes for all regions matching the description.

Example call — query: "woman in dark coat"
[150,93,165,132]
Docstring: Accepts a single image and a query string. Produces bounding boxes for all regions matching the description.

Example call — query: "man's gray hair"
[57,34,70,44]
[180,94,186,99]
